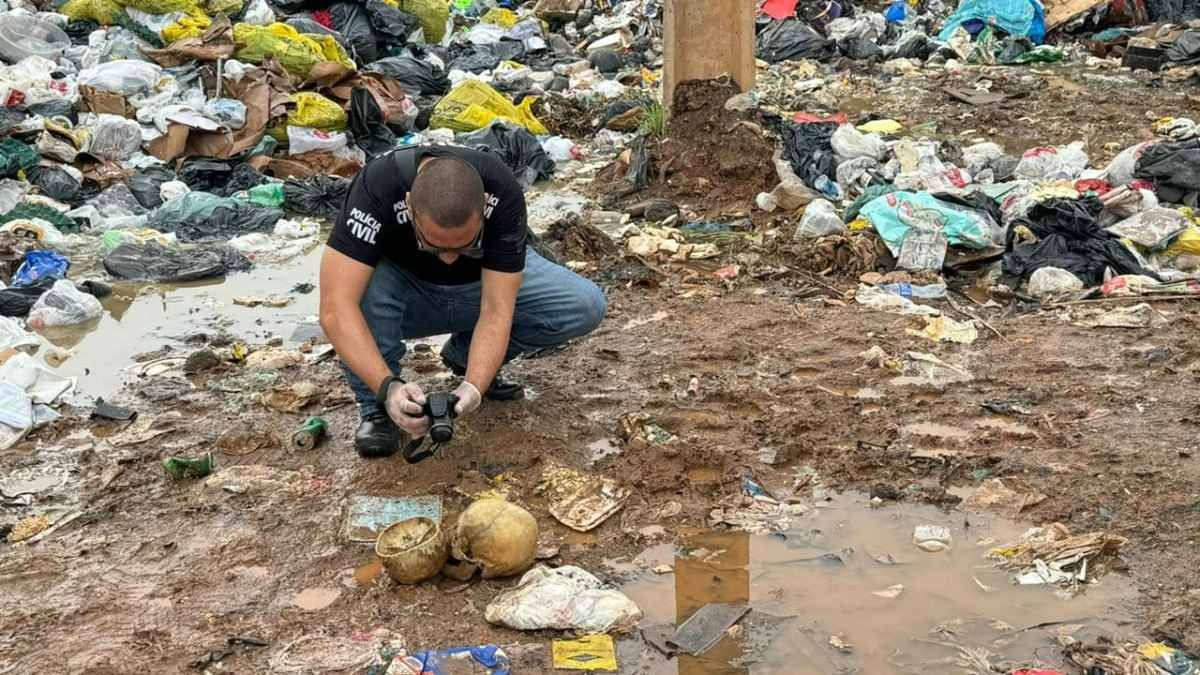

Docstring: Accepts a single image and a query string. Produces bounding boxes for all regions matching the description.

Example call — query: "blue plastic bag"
[12,250,69,288]
[937,0,1046,44]
[885,0,907,22]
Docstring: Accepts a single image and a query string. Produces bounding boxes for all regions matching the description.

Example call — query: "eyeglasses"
[412,217,486,259]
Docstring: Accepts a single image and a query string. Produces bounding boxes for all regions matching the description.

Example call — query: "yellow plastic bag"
[162,10,211,43]
[481,7,518,27]
[204,0,243,15]
[122,0,198,13]
[61,0,123,25]
[1165,224,1200,257]
[857,119,903,135]
[288,92,348,130]
[398,0,450,43]
[430,80,547,134]
[233,23,355,76]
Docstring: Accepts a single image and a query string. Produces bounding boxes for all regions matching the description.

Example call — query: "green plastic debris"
[247,183,285,207]
[163,452,214,479]
[0,138,39,179]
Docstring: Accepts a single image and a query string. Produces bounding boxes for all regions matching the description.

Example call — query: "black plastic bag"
[178,160,233,193]
[225,163,269,196]
[168,203,284,242]
[889,30,931,59]
[841,37,882,61]
[0,278,53,317]
[349,87,398,158]
[781,122,837,189]
[756,19,833,63]
[1001,197,1154,286]
[460,121,555,188]
[65,20,100,45]
[283,175,350,221]
[104,242,251,283]
[126,166,175,209]
[331,2,379,64]
[364,0,420,47]
[365,55,449,95]
[448,44,503,72]
[1135,138,1200,207]
[27,166,81,203]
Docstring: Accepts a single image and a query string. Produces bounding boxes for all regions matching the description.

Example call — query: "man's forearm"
[464,310,511,394]
[321,304,392,393]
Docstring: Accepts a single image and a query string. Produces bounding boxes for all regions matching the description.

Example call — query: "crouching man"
[319,145,607,457]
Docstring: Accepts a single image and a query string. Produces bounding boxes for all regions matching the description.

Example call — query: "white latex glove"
[386,381,429,437]
[453,381,482,417]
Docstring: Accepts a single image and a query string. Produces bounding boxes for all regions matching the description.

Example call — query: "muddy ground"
[3,60,1200,674]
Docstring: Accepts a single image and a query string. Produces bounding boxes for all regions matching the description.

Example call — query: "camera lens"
[430,424,453,443]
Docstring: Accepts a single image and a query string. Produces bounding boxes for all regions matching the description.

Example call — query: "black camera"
[423,392,459,444]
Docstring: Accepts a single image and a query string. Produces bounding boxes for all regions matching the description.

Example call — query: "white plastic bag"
[159,180,190,203]
[831,124,887,162]
[794,199,847,239]
[273,217,320,239]
[86,113,143,161]
[1014,142,1089,182]
[203,98,247,130]
[540,136,577,162]
[240,0,275,25]
[26,280,103,329]
[77,60,162,96]
[0,56,74,107]
[286,126,348,156]
[961,142,1004,174]
[1028,267,1084,298]
[484,565,642,633]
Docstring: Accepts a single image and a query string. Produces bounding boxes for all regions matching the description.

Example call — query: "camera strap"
[402,435,442,464]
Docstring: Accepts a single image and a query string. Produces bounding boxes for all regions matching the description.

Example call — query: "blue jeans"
[341,249,607,416]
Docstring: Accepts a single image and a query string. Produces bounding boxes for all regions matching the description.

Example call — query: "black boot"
[441,356,525,401]
[355,411,402,458]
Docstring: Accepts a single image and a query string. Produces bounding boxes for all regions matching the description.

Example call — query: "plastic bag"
[104,241,250,282]
[349,87,398,157]
[365,0,422,47]
[274,217,320,238]
[1028,266,1084,297]
[62,0,124,25]
[0,15,71,64]
[0,138,39,179]
[288,92,348,130]
[0,56,75,108]
[861,191,993,256]
[541,136,578,162]
[282,175,349,220]
[756,19,833,63]
[365,54,449,95]
[897,226,949,270]
[484,565,642,633]
[430,79,547,134]
[1014,142,1089,182]
[398,0,449,43]
[460,121,555,188]
[86,114,143,161]
[795,199,848,239]
[831,124,887,162]
[100,227,177,253]
[0,279,54,317]
[26,279,103,329]
[26,166,81,204]
[12,250,69,288]
[331,1,378,63]
[89,183,149,218]
[160,180,190,203]
[233,23,355,76]
[286,126,348,156]
[1106,207,1190,249]
[241,0,275,24]
[77,60,162,95]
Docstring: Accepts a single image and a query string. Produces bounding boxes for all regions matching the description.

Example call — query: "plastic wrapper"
[103,241,250,282]
[86,114,143,161]
[26,279,103,329]
[794,199,848,239]
[430,79,547,134]
[288,91,348,130]
[77,60,162,95]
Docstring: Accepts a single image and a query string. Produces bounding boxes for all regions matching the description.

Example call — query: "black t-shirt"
[327,145,527,285]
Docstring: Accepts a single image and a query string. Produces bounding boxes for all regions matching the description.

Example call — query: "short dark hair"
[409,156,485,228]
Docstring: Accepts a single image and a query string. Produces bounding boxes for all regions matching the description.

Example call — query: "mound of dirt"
[591,78,777,219]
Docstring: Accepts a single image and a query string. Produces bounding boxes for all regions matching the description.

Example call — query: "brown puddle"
[621,493,1134,674]
[900,422,972,440]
